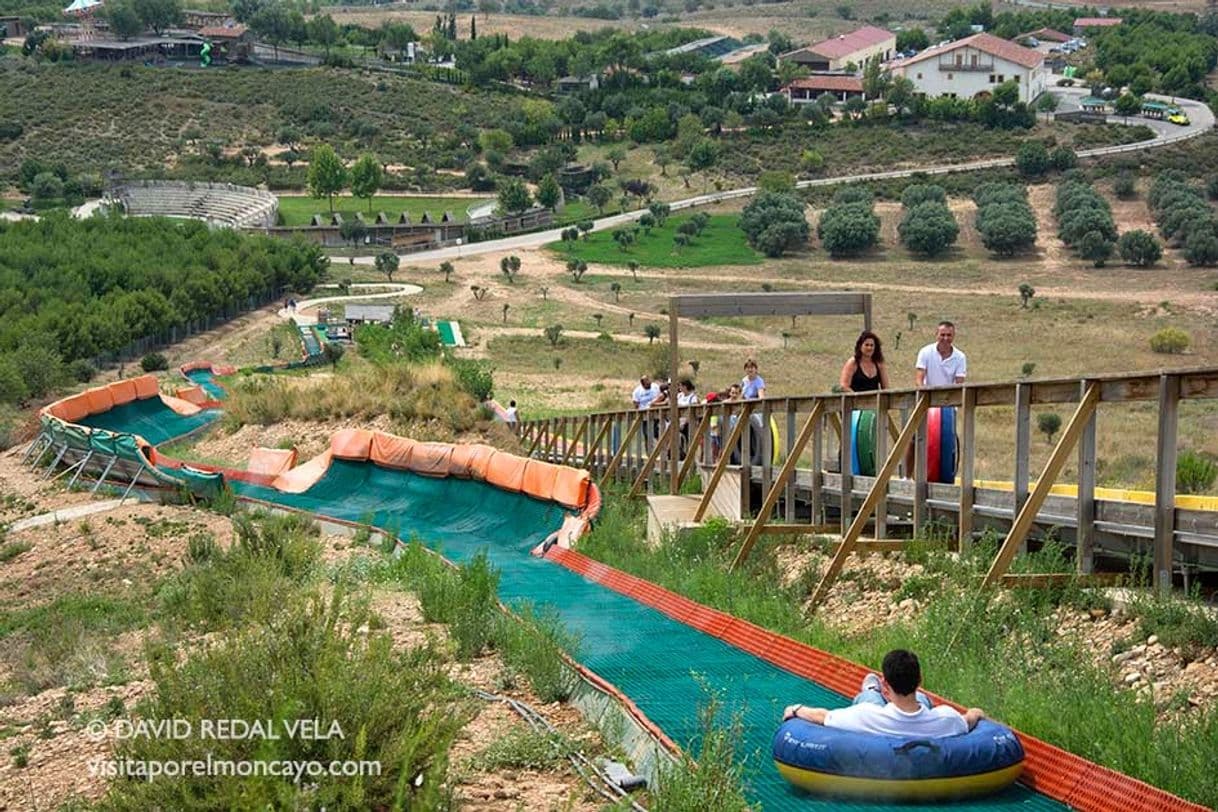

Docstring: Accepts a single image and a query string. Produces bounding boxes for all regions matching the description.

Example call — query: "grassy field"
[548,213,761,268]
[276,194,492,226]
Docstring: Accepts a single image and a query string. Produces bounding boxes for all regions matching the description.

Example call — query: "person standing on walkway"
[741,358,766,399]
[840,331,889,392]
[915,321,966,387]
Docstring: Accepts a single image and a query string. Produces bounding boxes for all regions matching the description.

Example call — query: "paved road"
[349,87,1212,267]
[283,282,423,324]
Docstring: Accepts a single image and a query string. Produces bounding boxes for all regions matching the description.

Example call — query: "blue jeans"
[852,674,933,711]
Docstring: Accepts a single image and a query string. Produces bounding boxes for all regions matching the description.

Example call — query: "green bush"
[974,185,1037,257]
[817,200,880,257]
[494,604,579,703]
[445,356,494,402]
[737,192,808,258]
[1015,141,1049,177]
[1049,146,1077,171]
[1113,171,1137,199]
[898,200,959,256]
[1149,327,1189,354]
[1176,450,1218,495]
[140,352,168,372]
[1133,592,1218,653]
[1117,230,1162,266]
[651,690,753,812]
[468,728,570,771]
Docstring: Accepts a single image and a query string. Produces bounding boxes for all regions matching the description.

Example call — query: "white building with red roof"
[781,74,865,104]
[889,33,1047,103]
[779,26,895,71]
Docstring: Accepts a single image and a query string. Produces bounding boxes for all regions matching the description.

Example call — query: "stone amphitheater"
[115,180,278,229]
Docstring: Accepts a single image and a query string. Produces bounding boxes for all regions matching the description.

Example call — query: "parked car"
[1168,109,1190,126]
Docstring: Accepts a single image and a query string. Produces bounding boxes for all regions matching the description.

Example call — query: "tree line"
[0,214,327,404]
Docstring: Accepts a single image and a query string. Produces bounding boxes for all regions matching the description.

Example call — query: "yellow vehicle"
[1168,109,1190,126]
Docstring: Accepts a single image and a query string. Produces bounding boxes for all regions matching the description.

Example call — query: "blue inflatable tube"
[772,718,1025,801]
[939,405,957,484]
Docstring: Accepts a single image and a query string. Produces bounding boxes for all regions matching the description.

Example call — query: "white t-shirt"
[503,407,518,424]
[633,383,661,409]
[823,702,968,739]
[916,344,967,387]
[677,391,699,407]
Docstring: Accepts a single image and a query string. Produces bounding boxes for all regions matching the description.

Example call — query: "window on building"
[947,73,953,80]
[916,72,922,79]
[997,74,1005,82]
[989,74,995,83]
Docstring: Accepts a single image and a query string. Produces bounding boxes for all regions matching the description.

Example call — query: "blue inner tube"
[773,718,1025,801]
[938,406,958,484]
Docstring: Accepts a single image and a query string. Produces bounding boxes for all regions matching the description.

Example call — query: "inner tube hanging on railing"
[852,407,957,484]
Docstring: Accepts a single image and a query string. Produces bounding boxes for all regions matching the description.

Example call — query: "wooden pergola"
[665,292,872,489]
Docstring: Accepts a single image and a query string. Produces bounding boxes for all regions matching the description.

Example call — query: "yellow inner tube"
[775,761,1025,801]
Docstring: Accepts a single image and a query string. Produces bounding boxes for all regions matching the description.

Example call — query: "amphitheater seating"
[116,181,278,229]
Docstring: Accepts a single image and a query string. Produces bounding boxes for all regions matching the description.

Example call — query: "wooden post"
[669,299,680,491]
[740,401,753,518]
[694,402,755,522]
[1014,382,1032,543]
[839,394,853,536]
[913,413,927,532]
[561,416,589,467]
[811,408,824,525]
[981,384,1100,589]
[630,422,675,498]
[733,400,826,569]
[760,399,774,512]
[785,400,797,523]
[1076,380,1097,574]
[874,392,889,540]
[588,416,613,475]
[958,387,976,552]
[808,394,930,611]
[676,408,712,492]
[599,413,643,487]
[526,423,544,457]
[862,295,873,331]
[1154,374,1179,594]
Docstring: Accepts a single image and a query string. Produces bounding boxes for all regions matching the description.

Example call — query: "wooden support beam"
[808,394,930,611]
[732,401,826,569]
[827,539,910,553]
[958,387,976,552]
[759,523,838,535]
[998,573,1123,589]
[784,401,797,523]
[1014,382,1032,544]
[525,423,543,457]
[598,413,643,487]
[693,403,755,522]
[668,299,681,491]
[874,393,889,540]
[913,414,927,531]
[629,421,675,498]
[543,418,562,460]
[584,417,614,475]
[811,409,824,525]
[1154,373,1180,594]
[839,395,853,536]
[561,416,589,467]
[981,384,1100,589]
[676,409,711,492]
[1076,380,1097,575]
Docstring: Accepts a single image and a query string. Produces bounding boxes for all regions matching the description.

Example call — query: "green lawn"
[547,213,761,268]
[276,195,491,226]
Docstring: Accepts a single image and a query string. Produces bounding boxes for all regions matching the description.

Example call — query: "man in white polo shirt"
[915,321,967,387]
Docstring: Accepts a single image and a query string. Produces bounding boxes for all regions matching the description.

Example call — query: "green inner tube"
[856,409,877,476]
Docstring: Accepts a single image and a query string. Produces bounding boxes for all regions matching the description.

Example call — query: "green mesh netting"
[78,397,220,446]
[233,460,1065,812]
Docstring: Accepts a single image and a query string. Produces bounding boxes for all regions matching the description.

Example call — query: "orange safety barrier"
[273,450,333,494]
[522,459,562,502]
[545,545,1206,812]
[133,375,160,400]
[369,432,417,470]
[110,379,139,405]
[247,447,298,477]
[159,394,204,416]
[553,468,591,511]
[52,394,90,423]
[484,452,529,493]
[410,442,454,477]
[447,444,481,478]
[84,386,115,416]
[463,444,499,481]
[330,428,374,460]
[176,386,209,405]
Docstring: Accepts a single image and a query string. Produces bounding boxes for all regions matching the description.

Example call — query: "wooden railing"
[515,367,1218,595]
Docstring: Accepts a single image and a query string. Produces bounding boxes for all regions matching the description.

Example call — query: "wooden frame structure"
[517,368,1218,602]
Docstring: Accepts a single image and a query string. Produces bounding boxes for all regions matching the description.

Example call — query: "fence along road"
[350,89,1213,266]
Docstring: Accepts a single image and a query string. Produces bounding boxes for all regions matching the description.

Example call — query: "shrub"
[900,183,946,208]
[494,604,579,703]
[652,690,752,812]
[974,186,1037,257]
[1036,412,1062,443]
[67,359,96,383]
[1114,171,1137,199]
[738,191,808,257]
[140,352,169,372]
[1118,230,1162,267]
[1184,229,1218,266]
[1149,327,1189,354]
[899,200,959,256]
[1207,175,1218,201]
[817,201,880,257]
[1015,141,1049,177]
[1049,146,1077,171]
[1177,450,1218,495]
[446,356,494,402]
[1078,230,1115,267]
[832,184,873,205]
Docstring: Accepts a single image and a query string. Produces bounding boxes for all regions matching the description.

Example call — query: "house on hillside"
[556,74,600,94]
[1073,17,1121,34]
[1018,27,1071,44]
[344,304,396,326]
[782,74,865,103]
[890,33,1046,103]
[200,23,251,62]
[779,26,895,72]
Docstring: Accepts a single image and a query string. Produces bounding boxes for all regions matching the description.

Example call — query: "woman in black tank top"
[840,331,889,392]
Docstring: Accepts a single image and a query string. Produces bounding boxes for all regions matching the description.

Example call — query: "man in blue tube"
[782,649,985,737]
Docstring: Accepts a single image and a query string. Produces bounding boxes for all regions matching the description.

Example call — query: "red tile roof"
[892,32,1044,71]
[783,75,864,93]
[1074,17,1122,27]
[1022,27,1071,42]
[199,24,248,38]
[806,26,894,60]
